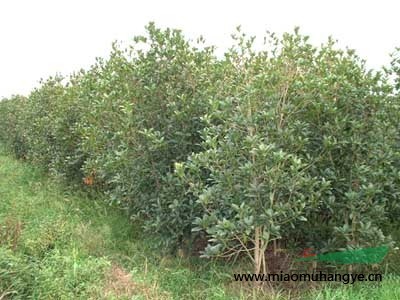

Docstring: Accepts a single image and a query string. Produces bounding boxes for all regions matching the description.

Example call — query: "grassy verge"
[0,150,399,299]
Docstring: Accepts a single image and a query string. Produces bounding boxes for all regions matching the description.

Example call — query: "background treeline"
[1,24,399,273]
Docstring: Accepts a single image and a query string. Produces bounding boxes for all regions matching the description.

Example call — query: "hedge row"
[1,24,399,272]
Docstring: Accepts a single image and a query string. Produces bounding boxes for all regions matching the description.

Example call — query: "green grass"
[0,149,399,299]
[306,275,400,300]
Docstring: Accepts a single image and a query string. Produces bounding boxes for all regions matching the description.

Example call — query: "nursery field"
[1,24,399,299]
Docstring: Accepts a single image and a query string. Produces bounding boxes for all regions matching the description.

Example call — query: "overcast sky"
[1,0,399,98]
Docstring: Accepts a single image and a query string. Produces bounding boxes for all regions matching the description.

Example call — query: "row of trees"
[1,24,399,273]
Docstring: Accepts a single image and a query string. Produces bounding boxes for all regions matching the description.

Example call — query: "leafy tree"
[0,25,398,272]
[178,29,396,273]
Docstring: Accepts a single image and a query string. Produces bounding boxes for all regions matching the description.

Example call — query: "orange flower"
[83,175,94,186]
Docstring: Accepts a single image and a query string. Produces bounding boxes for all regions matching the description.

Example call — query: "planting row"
[1,24,399,272]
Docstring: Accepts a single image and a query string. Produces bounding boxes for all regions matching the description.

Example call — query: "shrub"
[0,24,398,273]
[177,29,398,272]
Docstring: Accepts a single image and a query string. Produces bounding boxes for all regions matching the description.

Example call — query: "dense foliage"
[1,24,399,273]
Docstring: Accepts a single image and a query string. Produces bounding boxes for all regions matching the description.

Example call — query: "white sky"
[1,0,399,98]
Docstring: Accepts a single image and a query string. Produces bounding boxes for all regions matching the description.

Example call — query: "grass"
[306,275,400,300]
[0,148,399,299]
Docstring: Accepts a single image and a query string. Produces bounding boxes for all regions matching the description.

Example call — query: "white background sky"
[1,0,399,98]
